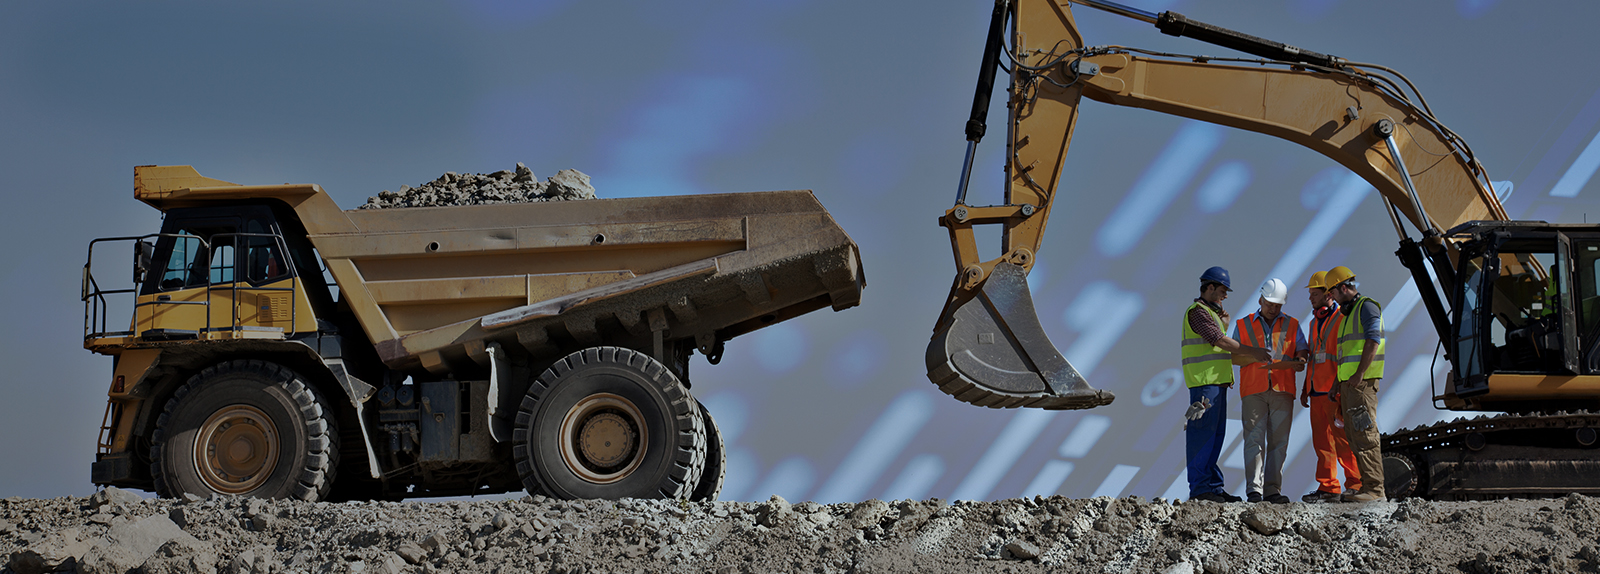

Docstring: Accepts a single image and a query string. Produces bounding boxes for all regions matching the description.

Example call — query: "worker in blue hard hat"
[1181,266,1271,503]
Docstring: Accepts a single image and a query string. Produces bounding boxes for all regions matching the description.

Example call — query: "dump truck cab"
[83,165,864,502]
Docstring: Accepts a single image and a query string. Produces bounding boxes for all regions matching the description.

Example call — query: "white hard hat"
[1259,278,1288,304]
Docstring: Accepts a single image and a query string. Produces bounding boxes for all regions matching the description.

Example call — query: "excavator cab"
[1444,223,1600,409]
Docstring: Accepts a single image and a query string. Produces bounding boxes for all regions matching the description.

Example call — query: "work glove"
[1182,396,1212,430]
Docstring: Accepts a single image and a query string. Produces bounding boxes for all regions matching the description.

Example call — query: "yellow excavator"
[928,0,1600,499]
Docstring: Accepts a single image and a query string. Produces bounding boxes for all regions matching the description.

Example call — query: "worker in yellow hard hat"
[1325,265,1386,502]
[1299,271,1361,502]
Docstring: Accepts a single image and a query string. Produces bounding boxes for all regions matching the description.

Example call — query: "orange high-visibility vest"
[1236,312,1300,396]
[1306,304,1342,394]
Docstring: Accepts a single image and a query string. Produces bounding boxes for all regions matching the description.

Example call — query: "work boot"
[1342,491,1384,503]
[1264,493,1291,504]
[1247,492,1263,503]
[1191,492,1244,503]
[1301,490,1339,503]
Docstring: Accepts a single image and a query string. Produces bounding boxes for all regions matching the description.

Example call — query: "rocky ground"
[5,489,1600,574]
[358,164,596,209]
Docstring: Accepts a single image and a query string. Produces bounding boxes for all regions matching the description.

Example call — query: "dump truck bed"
[320,191,862,374]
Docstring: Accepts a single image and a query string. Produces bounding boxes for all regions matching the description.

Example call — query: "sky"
[4,0,1600,502]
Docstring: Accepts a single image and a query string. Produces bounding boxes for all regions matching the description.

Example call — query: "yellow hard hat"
[1305,271,1327,290]
[1325,266,1356,288]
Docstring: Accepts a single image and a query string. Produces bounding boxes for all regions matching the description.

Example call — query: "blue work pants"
[1185,383,1229,497]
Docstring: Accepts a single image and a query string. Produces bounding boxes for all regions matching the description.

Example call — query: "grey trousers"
[1241,390,1295,496]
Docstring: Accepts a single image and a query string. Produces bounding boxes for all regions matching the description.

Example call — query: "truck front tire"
[150,360,340,501]
[514,347,705,500]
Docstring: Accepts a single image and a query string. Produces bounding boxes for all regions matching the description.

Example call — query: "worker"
[1182,266,1271,503]
[1325,265,1386,502]
[1299,271,1361,503]
[1234,278,1306,504]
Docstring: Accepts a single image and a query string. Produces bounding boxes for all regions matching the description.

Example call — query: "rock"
[558,521,581,538]
[227,549,257,574]
[492,511,514,531]
[136,538,218,574]
[379,552,407,574]
[849,500,890,529]
[243,498,265,518]
[1293,522,1328,543]
[361,165,595,209]
[245,514,274,532]
[0,519,13,534]
[349,559,367,573]
[79,515,198,574]
[181,493,205,504]
[806,512,834,528]
[8,527,89,574]
[395,541,428,565]
[421,531,449,554]
[1239,507,1284,536]
[90,487,144,510]
[169,508,190,529]
[546,169,595,200]
[756,496,794,527]
[89,513,114,525]
[1004,540,1040,560]
[1162,562,1196,574]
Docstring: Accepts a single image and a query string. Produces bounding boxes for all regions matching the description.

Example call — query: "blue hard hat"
[1200,266,1232,290]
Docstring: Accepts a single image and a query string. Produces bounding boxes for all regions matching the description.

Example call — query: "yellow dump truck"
[82,165,863,501]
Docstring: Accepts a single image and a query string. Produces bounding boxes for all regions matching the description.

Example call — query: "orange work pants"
[1308,393,1361,493]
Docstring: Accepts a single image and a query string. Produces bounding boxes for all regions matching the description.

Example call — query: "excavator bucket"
[927,263,1115,409]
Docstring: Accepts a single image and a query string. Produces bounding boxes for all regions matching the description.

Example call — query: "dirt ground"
[5,488,1598,574]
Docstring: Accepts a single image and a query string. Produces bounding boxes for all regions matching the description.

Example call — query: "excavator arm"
[929,0,1510,409]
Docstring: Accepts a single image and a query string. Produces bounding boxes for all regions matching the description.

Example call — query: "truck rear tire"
[150,360,339,501]
[513,347,705,500]
[690,400,726,502]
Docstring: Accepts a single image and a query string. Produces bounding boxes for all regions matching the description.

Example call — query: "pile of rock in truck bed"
[359,164,596,209]
[5,487,1600,574]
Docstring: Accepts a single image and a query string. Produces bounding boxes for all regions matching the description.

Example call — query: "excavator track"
[1383,411,1600,500]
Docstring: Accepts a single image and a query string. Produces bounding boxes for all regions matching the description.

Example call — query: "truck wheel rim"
[195,404,279,494]
[559,393,646,484]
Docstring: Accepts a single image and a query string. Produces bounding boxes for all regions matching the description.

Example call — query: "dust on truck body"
[83,165,864,501]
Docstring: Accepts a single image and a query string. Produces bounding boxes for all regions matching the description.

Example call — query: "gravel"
[358,164,596,209]
[5,488,1600,573]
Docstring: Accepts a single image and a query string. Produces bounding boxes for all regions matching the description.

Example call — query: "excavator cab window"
[1576,240,1600,372]
[1456,237,1571,383]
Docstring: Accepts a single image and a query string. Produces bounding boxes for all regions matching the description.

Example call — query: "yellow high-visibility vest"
[1337,295,1386,381]
[1181,301,1233,388]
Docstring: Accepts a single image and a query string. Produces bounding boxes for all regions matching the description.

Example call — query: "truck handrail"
[83,231,300,343]
[83,233,211,341]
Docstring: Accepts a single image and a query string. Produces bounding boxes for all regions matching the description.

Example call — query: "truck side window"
[160,232,207,291]
[152,223,237,292]
[243,219,290,284]
[209,240,236,284]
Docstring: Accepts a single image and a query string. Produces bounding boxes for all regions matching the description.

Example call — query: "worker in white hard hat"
[1233,278,1309,504]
